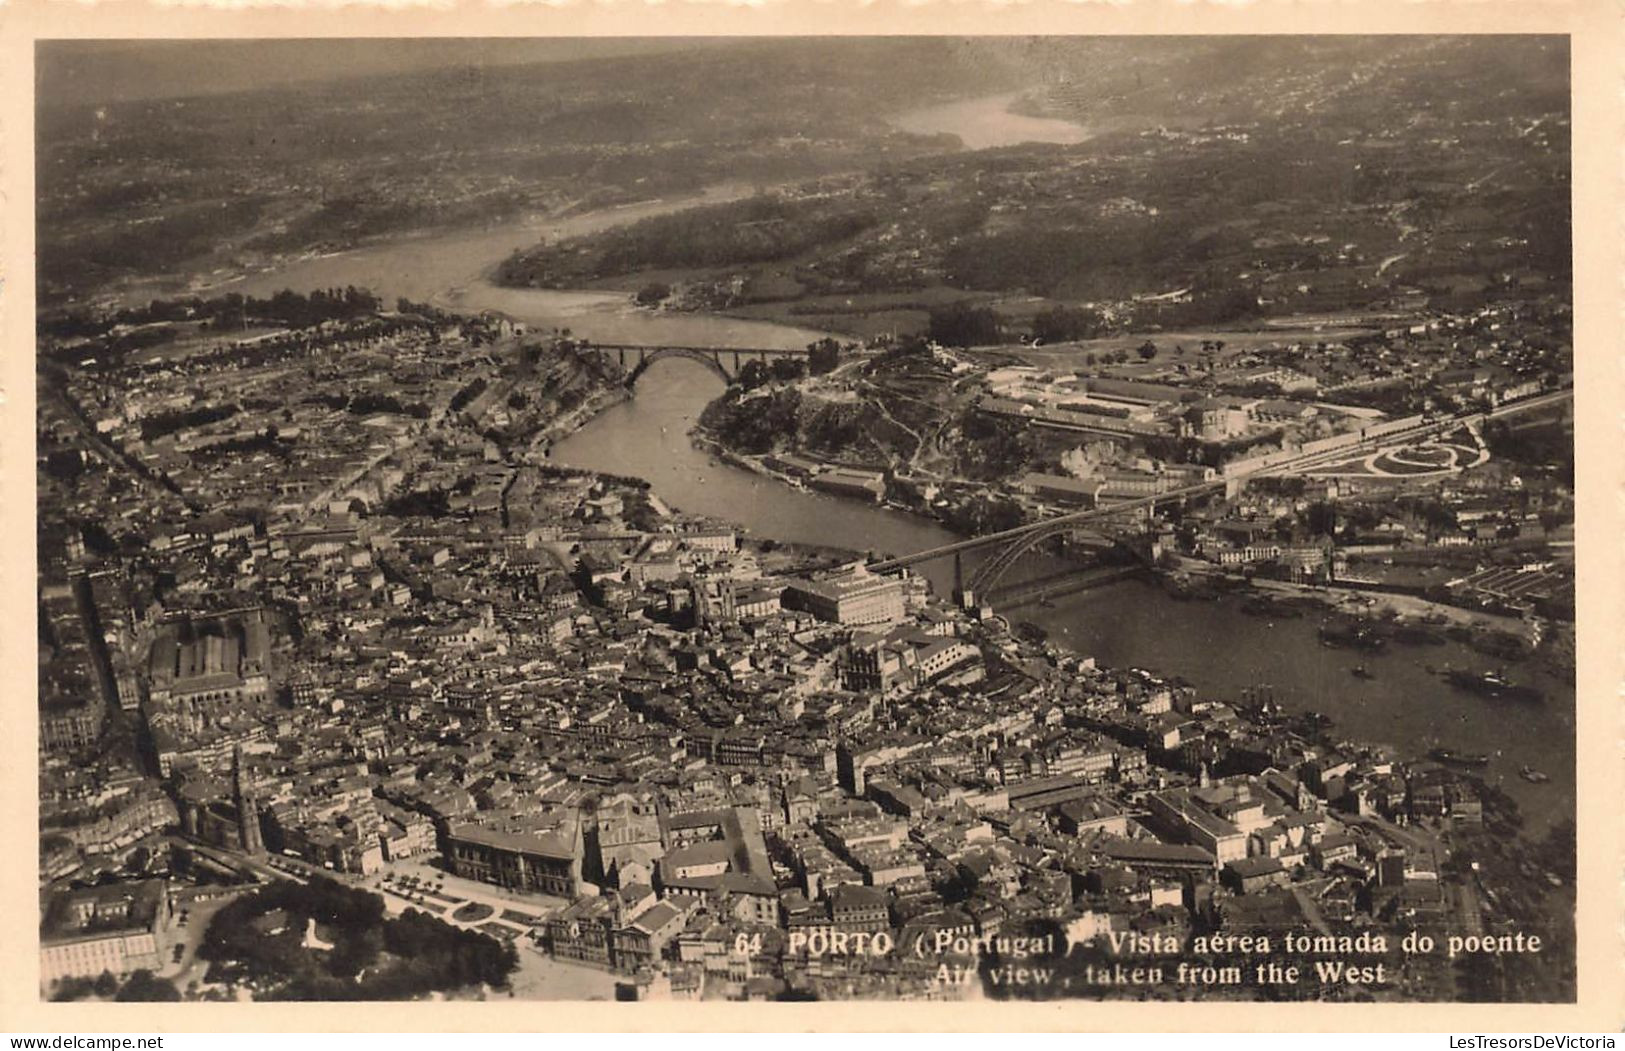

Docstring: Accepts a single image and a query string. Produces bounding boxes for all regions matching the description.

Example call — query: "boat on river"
[1319,624,1386,652]
[1518,765,1551,784]
[1430,747,1492,767]
[1444,668,1543,702]
[1351,665,1375,680]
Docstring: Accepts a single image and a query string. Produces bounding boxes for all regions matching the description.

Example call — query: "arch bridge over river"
[583,343,810,386]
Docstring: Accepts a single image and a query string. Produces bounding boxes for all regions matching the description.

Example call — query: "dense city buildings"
[31,35,1578,1007]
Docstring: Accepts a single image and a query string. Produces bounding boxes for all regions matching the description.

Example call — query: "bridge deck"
[588,343,809,355]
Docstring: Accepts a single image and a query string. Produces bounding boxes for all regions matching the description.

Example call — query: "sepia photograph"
[15,25,1607,1021]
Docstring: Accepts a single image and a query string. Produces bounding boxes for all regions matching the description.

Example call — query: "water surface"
[890,92,1091,149]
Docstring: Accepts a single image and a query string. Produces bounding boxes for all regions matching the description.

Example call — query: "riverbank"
[533,384,631,454]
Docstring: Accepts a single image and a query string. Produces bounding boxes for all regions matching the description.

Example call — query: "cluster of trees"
[207,288,383,332]
[635,282,671,306]
[799,403,867,456]
[942,218,1191,300]
[189,430,296,464]
[806,338,842,376]
[733,357,808,392]
[140,404,240,442]
[939,493,1026,537]
[50,969,180,1003]
[395,298,459,323]
[449,378,489,414]
[1030,305,1110,344]
[1140,288,1260,329]
[926,302,1003,348]
[43,287,387,344]
[197,875,517,1001]
[954,410,1034,483]
[382,488,452,519]
[1481,418,1572,472]
[307,392,432,420]
[698,387,804,455]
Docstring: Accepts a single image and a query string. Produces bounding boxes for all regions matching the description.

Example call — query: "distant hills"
[496,37,1569,332]
[37,36,1569,320]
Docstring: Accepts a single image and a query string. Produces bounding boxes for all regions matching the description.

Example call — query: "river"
[889,91,1092,149]
[215,107,1571,836]
[194,183,834,351]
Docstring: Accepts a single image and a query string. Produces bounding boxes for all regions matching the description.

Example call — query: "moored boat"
[1430,747,1491,767]
[1444,668,1543,702]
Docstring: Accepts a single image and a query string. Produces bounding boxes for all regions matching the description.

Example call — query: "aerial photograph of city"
[32,35,1577,1005]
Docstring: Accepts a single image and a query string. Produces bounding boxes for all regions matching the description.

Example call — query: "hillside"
[496,36,1569,336]
[36,38,1026,304]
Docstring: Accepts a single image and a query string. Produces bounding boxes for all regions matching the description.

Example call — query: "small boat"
[1430,747,1492,767]
[1445,668,1543,702]
[1351,665,1374,680]
[1518,765,1551,784]
[1319,624,1386,652]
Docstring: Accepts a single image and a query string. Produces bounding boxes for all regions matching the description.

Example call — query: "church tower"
[233,746,265,856]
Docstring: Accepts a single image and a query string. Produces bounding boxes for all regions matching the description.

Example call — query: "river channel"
[218,94,1573,835]
[888,91,1093,149]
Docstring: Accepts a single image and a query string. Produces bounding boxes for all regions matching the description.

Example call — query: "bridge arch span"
[623,346,732,386]
[967,524,1113,594]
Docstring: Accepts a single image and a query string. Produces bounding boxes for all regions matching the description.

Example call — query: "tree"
[735,360,770,391]
[807,338,841,376]
[115,970,180,1002]
[1136,340,1159,361]
[1305,501,1338,538]
[49,976,96,1002]
[634,282,671,307]
[768,358,807,383]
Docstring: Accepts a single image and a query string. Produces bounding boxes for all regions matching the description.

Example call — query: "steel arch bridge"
[963,523,1118,595]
